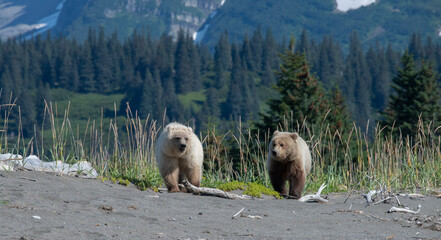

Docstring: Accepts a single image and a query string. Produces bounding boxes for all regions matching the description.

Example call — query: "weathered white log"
[298,183,328,203]
[387,204,421,214]
[182,180,252,200]
[397,193,425,199]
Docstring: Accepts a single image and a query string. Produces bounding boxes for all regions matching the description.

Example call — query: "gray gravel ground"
[0,171,440,240]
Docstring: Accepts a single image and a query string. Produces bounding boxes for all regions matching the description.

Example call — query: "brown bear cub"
[267,130,312,199]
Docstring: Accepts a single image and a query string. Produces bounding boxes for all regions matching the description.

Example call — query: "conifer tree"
[224,44,244,120]
[326,85,351,134]
[258,38,328,133]
[94,27,113,92]
[174,29,193,94]
[241,34,254,72]
[261,29,278,86]
[139,69,164,119]
[344,31,372,129]
[415,64,441,127]
[79,43,96,92]
[369,43,391,111]
[250,27,264,72]
[381,51,441,137]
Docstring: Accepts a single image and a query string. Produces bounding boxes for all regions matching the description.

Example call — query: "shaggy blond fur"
[267,130,311,198]
[155,122,203,192]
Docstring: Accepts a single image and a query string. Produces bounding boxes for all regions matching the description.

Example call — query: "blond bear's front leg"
[187,167,201,187]
[163,168,180,192]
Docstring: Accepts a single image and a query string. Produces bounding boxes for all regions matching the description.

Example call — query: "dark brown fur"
[267,131,311,199]
[269,160,305,198]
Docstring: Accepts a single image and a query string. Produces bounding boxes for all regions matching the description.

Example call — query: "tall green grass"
[1,94,440,193]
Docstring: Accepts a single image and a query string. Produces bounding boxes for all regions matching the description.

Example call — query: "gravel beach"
[1,171,440,240]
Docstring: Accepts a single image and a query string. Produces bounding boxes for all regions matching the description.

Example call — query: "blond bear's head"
[163,122,194,155]
[269,130,299,161]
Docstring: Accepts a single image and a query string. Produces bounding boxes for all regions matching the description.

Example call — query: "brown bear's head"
[165,123,193,155]
[269,130,299,161]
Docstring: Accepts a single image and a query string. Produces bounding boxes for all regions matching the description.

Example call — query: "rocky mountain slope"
[1,0,440,51]
[52,0,224,41]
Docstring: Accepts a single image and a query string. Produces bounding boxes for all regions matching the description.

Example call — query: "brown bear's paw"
[168,187,181,193]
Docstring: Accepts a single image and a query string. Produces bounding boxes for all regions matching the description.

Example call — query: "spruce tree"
[79,43,96,93]
[258,38,328,133]
[344,31,372,129]
[414,64,441,128]
[224,44,244,120]
[174,29,193,94]
[326,85,351,134]
[381,51,441,137]
[94,27,113,92]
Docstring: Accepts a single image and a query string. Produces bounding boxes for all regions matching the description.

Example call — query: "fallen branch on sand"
[231,207,263,219]
[232,208,245,219]
[182,180,252,200]
[240,213,263,219]
[397,193,425,199]
[387,204,421,214]
[298,183,328,203]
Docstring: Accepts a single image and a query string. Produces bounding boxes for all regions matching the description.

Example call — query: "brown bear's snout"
[272,150,277,156]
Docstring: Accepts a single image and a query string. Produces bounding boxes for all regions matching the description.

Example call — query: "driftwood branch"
[232,208,245,219]
[298,183,328,203]
[397,193,425,199]
[182,180,252,200]
[373,196,392,205]
[362,190,378,204]
[388,204,421,214]
[240,213,263,219]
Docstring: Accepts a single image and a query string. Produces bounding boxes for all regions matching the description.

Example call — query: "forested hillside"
[1,28,441,138]
[199,0,441,51]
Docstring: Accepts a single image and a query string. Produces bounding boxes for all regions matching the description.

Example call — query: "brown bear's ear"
[290,132,299,141]
[273,130,280,137]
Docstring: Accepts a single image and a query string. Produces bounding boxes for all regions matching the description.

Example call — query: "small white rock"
[32,215,41,220]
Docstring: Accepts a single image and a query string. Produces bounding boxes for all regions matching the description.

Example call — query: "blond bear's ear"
[273,130,280,137]
[187,126,193,132]
[290,132,299,141]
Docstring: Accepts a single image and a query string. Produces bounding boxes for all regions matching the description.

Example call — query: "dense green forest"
[1,28,441,139]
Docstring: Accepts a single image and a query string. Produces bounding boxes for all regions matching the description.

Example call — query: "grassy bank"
[1,93,440,195]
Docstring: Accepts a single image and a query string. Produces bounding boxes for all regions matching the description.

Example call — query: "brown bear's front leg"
[270,173,287,196]
[269,161,288,196]
[288,171,305,199]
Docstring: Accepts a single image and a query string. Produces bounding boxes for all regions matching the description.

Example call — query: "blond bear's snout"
[179,142,187,152]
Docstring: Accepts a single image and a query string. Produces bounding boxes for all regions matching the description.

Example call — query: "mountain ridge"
[197,0,441,50]
[1,0,440,51]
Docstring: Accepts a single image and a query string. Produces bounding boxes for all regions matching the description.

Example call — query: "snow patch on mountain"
[336,0,376,12]
[193,0,226,42]
[0,0,65,40]
[31,0,65,37]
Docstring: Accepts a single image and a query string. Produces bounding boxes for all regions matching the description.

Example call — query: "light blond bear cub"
[267,130,311,199]
[155,122,203,192]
